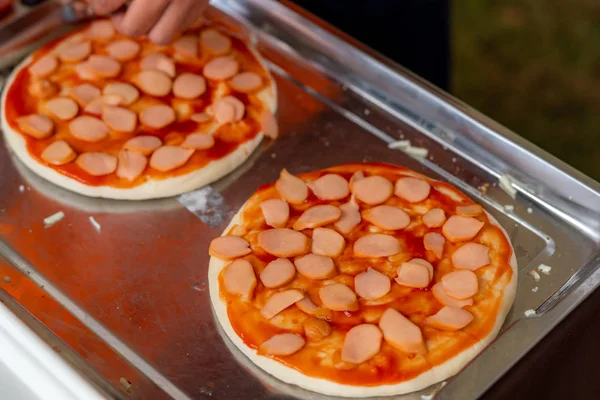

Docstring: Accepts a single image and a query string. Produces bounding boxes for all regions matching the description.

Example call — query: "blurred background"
[453,1,600,180]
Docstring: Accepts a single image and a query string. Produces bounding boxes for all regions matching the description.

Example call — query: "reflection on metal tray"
[0,0,599,399]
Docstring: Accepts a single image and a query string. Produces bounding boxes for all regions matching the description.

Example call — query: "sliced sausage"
[441,270,478,299]
[424,306,474,331]
[200,29,232,55]
[275,169,308,204]
[191,113,211,123]
[424,232,445,259]
[74,61,95,80]
[349,170,365,191]
[351,176,393,205]
[319,283,358,311]
[258,229,310,257]
[395,177,431,203]
[181,133,214,150]
[259,198,289,228]
[259,333,305,356]
[203,56,239,81]
[213,96,245,124]
[123,135,162,155]
[149,145,194,172]
[456,204,483,217]
[422,208,446,228]
[353,234,401,258]
[59,40,91,62]
[173,73,206,99]
[139,105,176,129]
[102,106,137,132]
[260,289,304,319]
[293,205,341,231]
[379,308,426,355]
[134,70,172,97]
[362,205,410,230]
[304,318,332,341]
[70,83,101,106]
[86,20,115,39]
[294,254,335,280]
[45,97,79,120]
[395,261,431,288]
[83,97,103,116]
[409,258,434,280]
[311,227,345,257]
[307,174,350,201]
[334,196,361,235]
[41,140,76,165]
[17,114,54,139]
[173,35,198,58]
[223,259,256,301]
[442,216,485,242]
[230,72,263,93]
[76,152,117,176]
[431,282,473,308]
[30,79,58,99]
[140,53,176,77]
[260,110,278,139]
[451,243,490,271]
[88,55,121,78]
[102,94,123,106]
[106,39,140,61]
[29,56,58,77]
[116,150,147,182]
[295,297,332,319]
[69,116,109,142]
[260,258,296,289]
[341,324,382,364]
[103,83,139,106]
[209,235,251,260]
[354,267,391,300]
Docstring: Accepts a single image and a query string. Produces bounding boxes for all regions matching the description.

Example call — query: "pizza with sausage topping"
[208,163,517,397]
[1,19,276,199]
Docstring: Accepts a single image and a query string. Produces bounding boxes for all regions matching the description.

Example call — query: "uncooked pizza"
[208,163,517,397]
[1,19,276,199]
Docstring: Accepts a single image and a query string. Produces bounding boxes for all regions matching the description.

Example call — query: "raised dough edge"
[208,189,518,397]
[1,42,277,200]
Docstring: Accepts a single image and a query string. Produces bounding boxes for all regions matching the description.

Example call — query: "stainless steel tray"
[0,0,599,399]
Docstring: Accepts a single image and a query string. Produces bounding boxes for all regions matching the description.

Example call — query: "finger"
[181,1,209,30]
[110,11,125,29]
[118,0,170,38]
[148,0,207,45]
[88,0,126,15]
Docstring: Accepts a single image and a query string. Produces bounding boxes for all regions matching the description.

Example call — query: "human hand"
[87,0,210,44]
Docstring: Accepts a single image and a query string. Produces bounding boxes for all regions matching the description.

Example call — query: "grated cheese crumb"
[364,109,371,115]
[538,264,552,275]
[404,146,429,158]
[524,309,537,317]
[527,207,533,214]
[387,140,411,149]
[499,175,517,199]
[18,185,24,193]
[89,216,101,233]
[529,270,541,282]
[532,286,538,293]
[119,377,132,393]
[504,204,514,211]
[44,211,64,228]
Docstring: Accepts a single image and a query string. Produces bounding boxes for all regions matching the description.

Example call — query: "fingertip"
[148,30,172,46]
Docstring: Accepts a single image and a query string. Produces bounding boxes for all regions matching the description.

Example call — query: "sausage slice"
[70,83,101,106]
[409,258,434,280]
[424,232,445,259]
[200,29,232,55]
[86,20,115,39]
[311,227,345,257]
[294,254,336,280]
[441,270,478,299]
[259,198,289,228]
[30,79,58,99]
[102,106,137,132]
[395,177,431,203]
[395,261,431,288]
[88,55,121,78]
[140,53,176,77]
[223,259,256,301]
[354,234,401,258]
[106,39,140,61]
[213,96,245,124]
[229,72,263,93]
[379,308,426,355]
[295,297,332,319]
[354,267,391,300]
[307,174,350,201]
[258,229,309,257]
[191,113,212,123]
[275,169,308,204]
[46,97,79,120]
[59,41,91,62]
[341,324,382,364]
[293,205,341,231]
[260,110,278,139]
[452,243,490,271]
[442,216,485,242]
[76,152,117,176]
[334,196,361,235]
[103,83,139,106]
[362,205,410,230]
[173,73,206,99]
[124,135,162,155]
[173,35,198,58]
[425,306,474,331]
[181,133,214,150]
[431,282,473,308]
[149,145,194,172]
[259,334,305,356]
[422,208,446,228]
[74,61,95,80]
[134,70,172,97]
[260,289,304,319]
[319,283,358,311]
[41,140,76,165]
[116,150,147,181]
[29,56,58,77]
[17,114,54,139]
[456,204,483,217]
[349,170,365,191]
[260,258,296,289]
[139,105,176,129]
[69,116,109,142]
[209,235,251,260]
[203,56,239,81]
[351,175,393,205]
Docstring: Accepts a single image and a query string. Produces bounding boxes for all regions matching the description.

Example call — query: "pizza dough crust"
[209,194,517,397]
[1,42,276,200]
